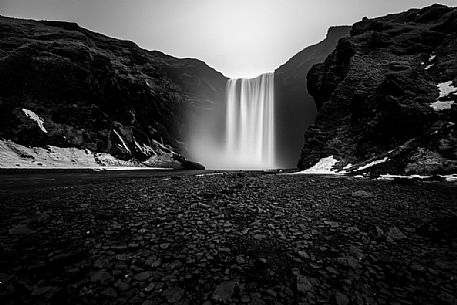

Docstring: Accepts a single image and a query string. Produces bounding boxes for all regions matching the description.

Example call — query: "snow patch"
[355,157,388,171]
[22,108,48,133]
[377,174,431,181]
[378,174,457,183]
[133,137,156,155]
[430,101,454,111]
[0,139,157,169]
[441,174,457,182]
[195,172,224,177]
[437,81,457,98]
[95,167,170,171]
[343,163,353,170]
[113,130,131,153]
[293,155,339,175]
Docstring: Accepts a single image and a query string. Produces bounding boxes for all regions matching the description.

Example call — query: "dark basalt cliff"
[0,16,227,168]
[298,4,457,176]
[274,26,351,168]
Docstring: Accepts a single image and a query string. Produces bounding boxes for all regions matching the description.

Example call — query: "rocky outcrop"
[298,4,457,176]
[0,16,226,169]
[274,26,351,168]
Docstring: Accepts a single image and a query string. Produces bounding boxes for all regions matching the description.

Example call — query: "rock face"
[0,16,226,168]
[298,4,457,175]
[275,26,351,168]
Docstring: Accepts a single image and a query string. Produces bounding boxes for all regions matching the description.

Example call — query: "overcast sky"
[2,0,456,78]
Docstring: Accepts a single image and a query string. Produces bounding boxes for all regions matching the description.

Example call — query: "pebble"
[162,287,185,303]
[133,271,152,281]
[296,275,313,294]
[212,281,238,303]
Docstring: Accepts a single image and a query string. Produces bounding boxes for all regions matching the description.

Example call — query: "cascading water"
[186,72,276,170]
[224,73,276,169]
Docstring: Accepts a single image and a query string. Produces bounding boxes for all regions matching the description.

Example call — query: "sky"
[2,0,456,78]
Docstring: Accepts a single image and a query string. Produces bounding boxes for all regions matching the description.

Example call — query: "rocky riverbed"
[1,172,457,305]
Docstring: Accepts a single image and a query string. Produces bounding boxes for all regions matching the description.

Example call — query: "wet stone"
[162,287,185,303]
[335,291,350,305]
[212,281,238,303]
[144,282,155,292]
[352,190,374,198]
[134,271,152,281]
[90,271,114,284]
[387,227,407,241]
[9,224,35,235]
[296,275,313,294]
[100,287,117,298]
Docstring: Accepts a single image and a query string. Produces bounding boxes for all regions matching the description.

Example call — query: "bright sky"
[2,0,456,78]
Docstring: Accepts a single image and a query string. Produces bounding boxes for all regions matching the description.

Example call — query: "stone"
[235,255,246,264]
[9,224,35,235]
[162,287,185,303]
[31,285,53,296]
[90,271,114,284]
[134,271,152,281]
[352,191,374,198]
[335,291,349,305]
[298,251,310,259]
[212,281,238,303]
[324,220,340,228]
[375,226,384,238]
[100,287,117,298]
[118,282,130,291]
[160,243,170,249]
[439,293,457,305]
[410,264,425,273]
[146,256,162,268]
[240,294,251,303]
[387,227,407,241]
[254,234,266,240]
[144,282,155,292]
[296,275,313,294]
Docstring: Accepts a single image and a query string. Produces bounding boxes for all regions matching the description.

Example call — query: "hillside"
[0,16,227,169]
[298,4,457,177]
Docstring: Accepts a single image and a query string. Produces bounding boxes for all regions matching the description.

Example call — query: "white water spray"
[186,73,276,170]
[224,73,276,169]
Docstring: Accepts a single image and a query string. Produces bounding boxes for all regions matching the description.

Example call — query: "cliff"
[274,26,351,168]
[298,4,457,176]
[0,16,227,169]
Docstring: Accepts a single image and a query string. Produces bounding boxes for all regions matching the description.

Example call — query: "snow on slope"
[22,108,48,133]
[113,130,131,153]
[430,81,457,111]
[0,139,144,168]
[430,101,454,111]
[292,155,339,174]
[437,81,457,98]
[354,157,389,171]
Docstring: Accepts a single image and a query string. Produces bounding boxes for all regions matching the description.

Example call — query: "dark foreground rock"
[1,172,456,305]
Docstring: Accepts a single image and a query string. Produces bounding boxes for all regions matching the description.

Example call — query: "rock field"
[1,172,457,305]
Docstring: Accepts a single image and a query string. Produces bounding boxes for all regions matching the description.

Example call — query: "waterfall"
[225,72,276,169]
